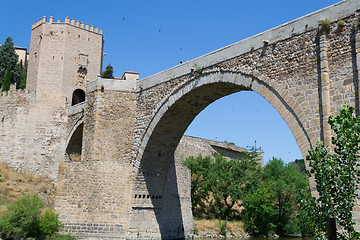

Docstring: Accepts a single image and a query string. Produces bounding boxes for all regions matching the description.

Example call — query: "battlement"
[0,84,36,100]
[31,16,103,35]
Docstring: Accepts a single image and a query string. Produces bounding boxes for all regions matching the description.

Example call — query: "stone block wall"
[0,86,68,182]
[56,79,137,238]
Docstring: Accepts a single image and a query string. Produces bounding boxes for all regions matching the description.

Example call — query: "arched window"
[72,89,86,106]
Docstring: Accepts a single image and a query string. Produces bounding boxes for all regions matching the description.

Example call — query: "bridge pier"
[56,79,138,239]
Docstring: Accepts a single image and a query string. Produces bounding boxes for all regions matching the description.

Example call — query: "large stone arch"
[137,70,312,163]
[130,70,316,239]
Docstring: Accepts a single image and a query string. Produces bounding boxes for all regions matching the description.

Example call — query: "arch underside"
[66,122,83,158]
[138,71,311,163]
[131,71,312,238]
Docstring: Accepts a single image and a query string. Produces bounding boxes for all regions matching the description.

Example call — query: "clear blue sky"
[0,0,341,163]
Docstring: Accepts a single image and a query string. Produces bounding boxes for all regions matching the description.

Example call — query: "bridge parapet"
[87,77,137,93]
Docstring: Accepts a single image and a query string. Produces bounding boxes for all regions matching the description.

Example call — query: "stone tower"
[26,16,104,102]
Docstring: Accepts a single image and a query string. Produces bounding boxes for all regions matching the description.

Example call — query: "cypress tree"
[2,62,11,91]
[16,73,26,90]
[0,37,18,82]
[0,37,24,88]
[15,60,26,89]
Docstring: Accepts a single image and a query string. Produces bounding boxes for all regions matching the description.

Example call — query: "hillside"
[0,162,56,214]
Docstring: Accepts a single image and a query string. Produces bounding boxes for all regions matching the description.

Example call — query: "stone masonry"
[1,0,360,239]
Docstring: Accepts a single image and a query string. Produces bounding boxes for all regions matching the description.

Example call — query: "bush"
[0,194,74,240]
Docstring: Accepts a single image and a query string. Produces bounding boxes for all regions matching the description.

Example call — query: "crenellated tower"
[27,16,104,102]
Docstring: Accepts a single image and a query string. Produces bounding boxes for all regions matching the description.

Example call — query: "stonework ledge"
[87,77,137,92]
[68,101,86,115]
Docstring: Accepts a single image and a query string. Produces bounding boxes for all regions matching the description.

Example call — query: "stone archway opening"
[71,89,86,106]
[66,123,83,160]
[132,81,249,238]
[183,90,302,164]
[132,73,309,239]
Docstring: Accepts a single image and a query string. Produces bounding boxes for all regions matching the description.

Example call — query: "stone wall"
[56,79,137,238]
[175,135,264,165]
[0,85,68,181]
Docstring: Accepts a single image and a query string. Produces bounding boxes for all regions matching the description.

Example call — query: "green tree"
[242,183,277,235]
[2,62,11,91]
[305,103,360,240]
[15,60,26,89]
[101,64,114,79]
[183,154,212,216]
[0,194,74,240]
[184,150,261,220]
[0,37,22,86]
[292,159,307,174]
[242,158,312,237]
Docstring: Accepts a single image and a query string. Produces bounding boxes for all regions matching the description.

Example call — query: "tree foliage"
[0,194,74,240]
[0,37,25,89]
[2,62,11,91]
[184,151,313,237]
[15,60,26,90]
[101,64,114,79]
[242,158,313,237]
[304,103,360,240]
[184,150,261,220]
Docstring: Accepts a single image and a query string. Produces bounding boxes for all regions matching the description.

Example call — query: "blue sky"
[0,0,341,163]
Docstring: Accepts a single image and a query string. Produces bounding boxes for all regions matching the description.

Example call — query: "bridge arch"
[137,70,312,164]
[132,70,314,239]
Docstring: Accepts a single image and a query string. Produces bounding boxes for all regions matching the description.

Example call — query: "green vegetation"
[184,151,313,237]
[194,64,204,74]
[101,64,114,79]
[337,20,346,27]
[184,150,261,220]
[0,194,75,240]
[303,104,360,240]
[0,37,26,90]
[2,62,11,91]
[320,18,331,34]
[242,158,313,237]
[223,140,235,145]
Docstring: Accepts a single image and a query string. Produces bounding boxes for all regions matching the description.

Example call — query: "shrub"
[337,20,346,27]
[218,219,227,236]
[194,64,204,74]
[320,18,331,34]
[0,194,73,240]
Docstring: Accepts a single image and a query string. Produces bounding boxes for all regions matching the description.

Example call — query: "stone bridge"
[56,0,360,239]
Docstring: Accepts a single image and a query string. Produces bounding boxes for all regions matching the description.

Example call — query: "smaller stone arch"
[66,119,84,160]
[71,89,86,106]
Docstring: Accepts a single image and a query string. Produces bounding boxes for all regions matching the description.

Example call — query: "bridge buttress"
[55,78,138,239]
